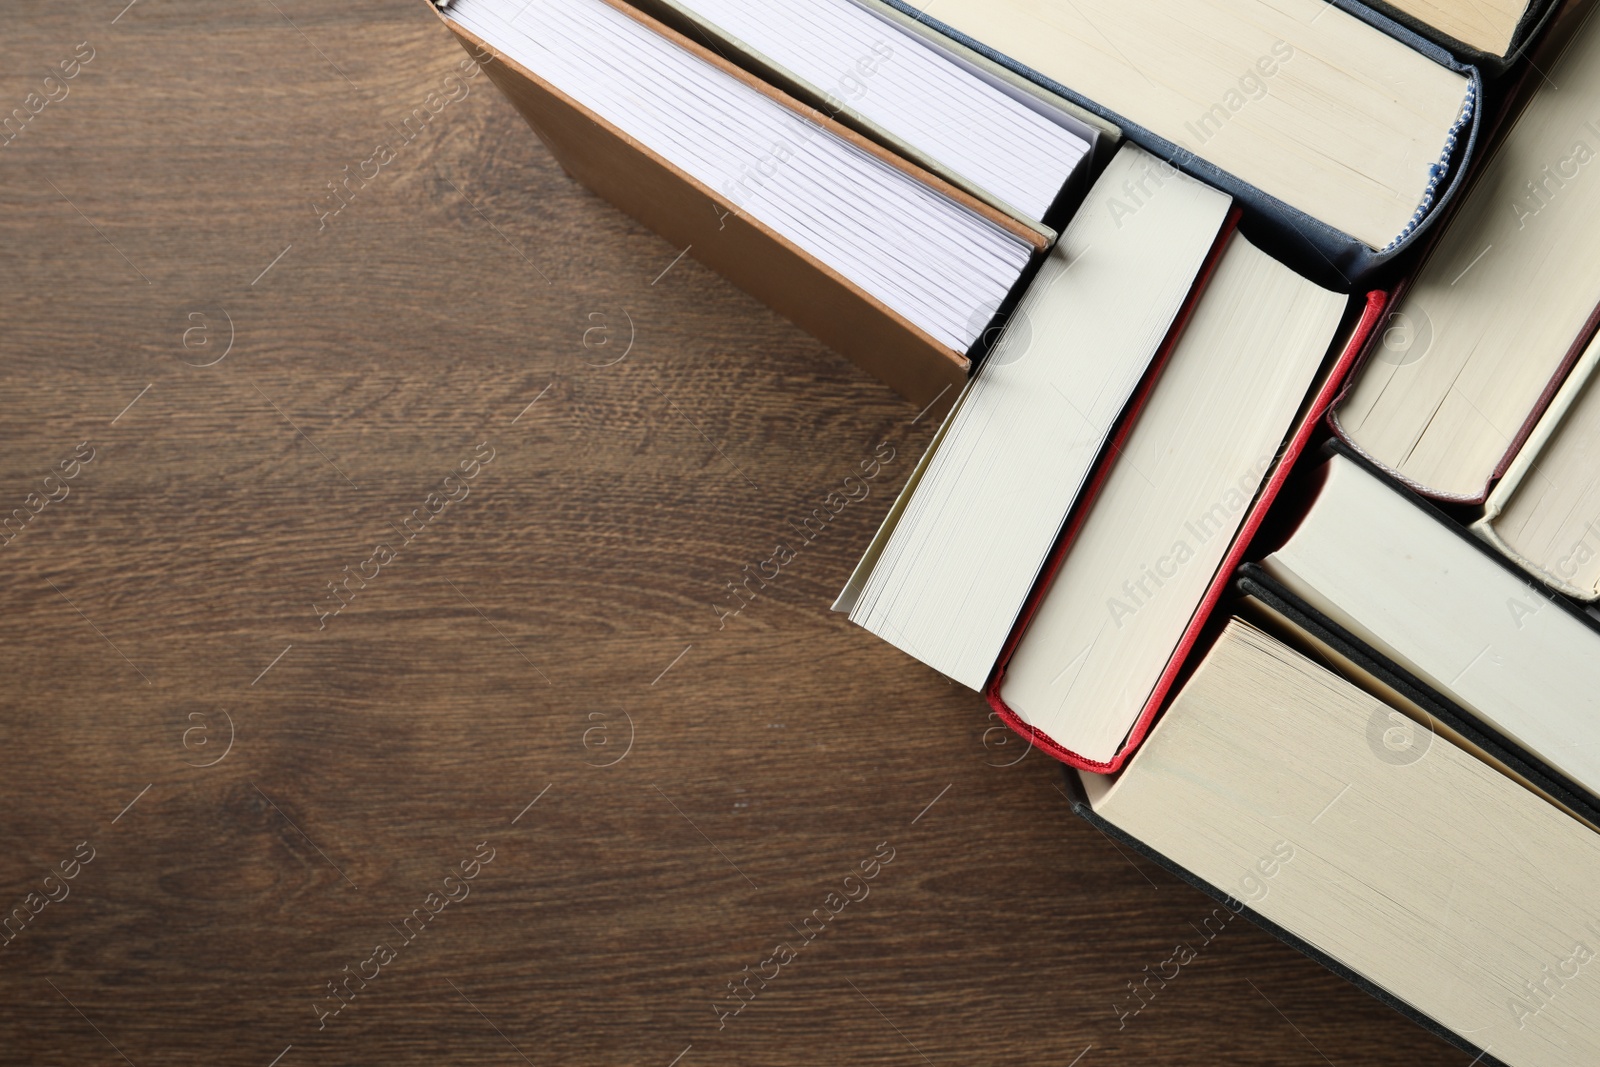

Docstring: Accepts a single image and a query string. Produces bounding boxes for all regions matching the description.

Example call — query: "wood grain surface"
[0,3,1464,1064]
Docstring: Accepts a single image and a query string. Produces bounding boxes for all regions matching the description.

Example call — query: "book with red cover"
[984,289,1390,772]
[1327,291,1600,508]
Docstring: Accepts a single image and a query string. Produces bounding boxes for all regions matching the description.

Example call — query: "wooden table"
[0,3,1463,1063]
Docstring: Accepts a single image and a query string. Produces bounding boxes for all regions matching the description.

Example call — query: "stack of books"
[427,0,1600,1062]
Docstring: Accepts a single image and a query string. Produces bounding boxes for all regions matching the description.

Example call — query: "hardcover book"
[1331,0,1600,501]
[875,0,1483,285]
[432,0,1053,412]
[973,295,1386,772]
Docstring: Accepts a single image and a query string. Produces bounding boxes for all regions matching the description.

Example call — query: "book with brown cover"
[427,0,1047,414]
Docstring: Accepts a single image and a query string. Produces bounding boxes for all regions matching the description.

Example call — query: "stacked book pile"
[428,0,1600,1061]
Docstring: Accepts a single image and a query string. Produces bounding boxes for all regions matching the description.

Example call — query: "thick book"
[1330,0,1600,502]
[431,0,1050,412]
[985,237,1349,767]
[835,145,1237,690]
[1474,332,1600,600]
[1259,445,1600,803]
[876,0,1484,286]
[977,293,1387,772]
[1070,616,1600,1067]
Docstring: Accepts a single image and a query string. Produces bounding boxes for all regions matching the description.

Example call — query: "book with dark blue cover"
[878,0,1484,290]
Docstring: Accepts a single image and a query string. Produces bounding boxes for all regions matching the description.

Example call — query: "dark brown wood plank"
[0,2,1463,1064]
